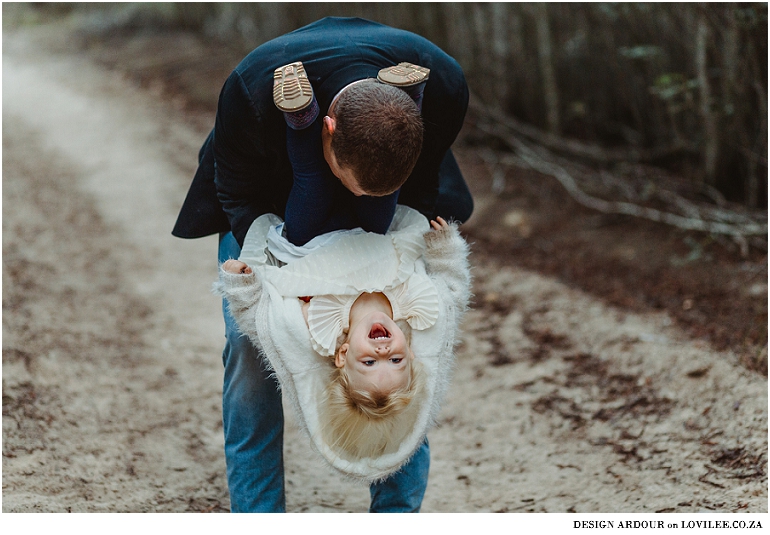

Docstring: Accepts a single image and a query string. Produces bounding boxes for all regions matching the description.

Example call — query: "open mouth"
[368,323,391,340]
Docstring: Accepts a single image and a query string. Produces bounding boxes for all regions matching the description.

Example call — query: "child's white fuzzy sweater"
[213,210,471,482]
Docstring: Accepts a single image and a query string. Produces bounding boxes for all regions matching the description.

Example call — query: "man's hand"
[222,259,252,274]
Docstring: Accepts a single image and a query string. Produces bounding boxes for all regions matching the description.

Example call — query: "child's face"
[335,311,413,395]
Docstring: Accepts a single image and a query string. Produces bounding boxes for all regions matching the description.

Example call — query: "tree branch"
[468,97,697,166]
[472,114,768,239]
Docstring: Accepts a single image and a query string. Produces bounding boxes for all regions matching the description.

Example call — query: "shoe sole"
[377,62,430,87]
[273,61,314,112]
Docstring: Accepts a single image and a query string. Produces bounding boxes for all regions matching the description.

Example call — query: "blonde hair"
[319,320,427,459]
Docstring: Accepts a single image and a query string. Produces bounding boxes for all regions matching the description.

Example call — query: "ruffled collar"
[241,206,430,299]
[306,272,439,356]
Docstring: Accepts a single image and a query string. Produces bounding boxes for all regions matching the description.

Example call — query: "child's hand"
[429,216,449,231]
[223,259,252,274]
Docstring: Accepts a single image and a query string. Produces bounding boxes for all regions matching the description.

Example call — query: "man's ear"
[335,344,348,368]
[323,115,336,136]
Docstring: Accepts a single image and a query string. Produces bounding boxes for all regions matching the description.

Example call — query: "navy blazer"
[173,17,469,246]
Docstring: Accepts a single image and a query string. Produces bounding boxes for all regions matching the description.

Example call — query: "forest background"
[30,2,768,209]
[23,0,764,367]
[2,1,768,516]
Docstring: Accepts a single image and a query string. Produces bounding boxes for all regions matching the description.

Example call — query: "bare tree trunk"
[696,13,718,186]
[444,3,473,78]
[747,80,767,208]
[722,6,739,100]
[471,3,490,102]
[489,3,510,107]
[507,7,529,118]
[533,3,560,135]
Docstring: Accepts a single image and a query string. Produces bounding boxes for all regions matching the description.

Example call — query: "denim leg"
[369,439,430,513]
[219,232,286,513]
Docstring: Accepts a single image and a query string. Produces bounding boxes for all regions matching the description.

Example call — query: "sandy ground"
[2,26,768,515]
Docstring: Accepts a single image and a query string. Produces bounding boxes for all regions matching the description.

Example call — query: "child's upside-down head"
[322,296,427,460]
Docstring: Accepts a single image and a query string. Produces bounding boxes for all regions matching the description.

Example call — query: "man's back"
[172,17,469,242]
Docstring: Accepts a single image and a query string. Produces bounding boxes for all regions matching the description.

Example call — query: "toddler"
[221,217,446,414]
[215,206,470,480]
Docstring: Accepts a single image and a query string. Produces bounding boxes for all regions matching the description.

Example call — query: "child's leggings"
[283,119,399,246]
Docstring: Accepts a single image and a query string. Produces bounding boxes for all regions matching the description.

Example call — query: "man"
[173,16,472,513]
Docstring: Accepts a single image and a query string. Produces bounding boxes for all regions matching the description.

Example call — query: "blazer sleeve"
[422,223,472,313]
[212,267,264,343]
[213,71,273,247]
[400,56,469,217]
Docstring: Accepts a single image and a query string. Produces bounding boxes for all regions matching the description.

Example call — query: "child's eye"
[390,358,403,364]
[363,360,375,366]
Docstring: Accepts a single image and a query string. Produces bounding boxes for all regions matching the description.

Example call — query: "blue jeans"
[218,231,430,512]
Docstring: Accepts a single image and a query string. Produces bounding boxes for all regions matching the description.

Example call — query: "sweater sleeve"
[422,224,472,313]
[211,267,264,343]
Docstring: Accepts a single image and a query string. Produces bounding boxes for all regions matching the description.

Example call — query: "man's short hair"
[331,80,423,196]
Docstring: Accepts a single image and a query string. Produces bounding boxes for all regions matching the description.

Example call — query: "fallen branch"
[473,116,768,240]
[468,96,697,165]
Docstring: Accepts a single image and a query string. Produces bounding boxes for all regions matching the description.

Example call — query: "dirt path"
[2,27,767,514]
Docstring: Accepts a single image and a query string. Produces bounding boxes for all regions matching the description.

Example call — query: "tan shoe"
[377,62,430,87]
[273,61,314,112]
